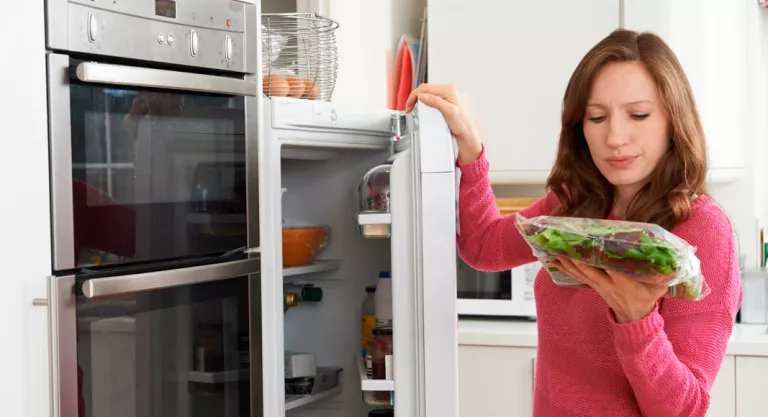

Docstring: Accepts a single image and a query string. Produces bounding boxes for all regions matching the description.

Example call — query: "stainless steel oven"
[47,0,260,272]
[49,258,261,417]
[44,1,263,416]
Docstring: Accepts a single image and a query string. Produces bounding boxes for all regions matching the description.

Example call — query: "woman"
[406,29,742,416]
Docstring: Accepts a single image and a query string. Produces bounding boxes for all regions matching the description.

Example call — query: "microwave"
[456,257,539,319]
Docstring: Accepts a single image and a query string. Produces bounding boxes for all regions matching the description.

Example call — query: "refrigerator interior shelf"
[358,356,394,391]
[358,212,391,226]
[285,384,343,411]
[283,259,341,277]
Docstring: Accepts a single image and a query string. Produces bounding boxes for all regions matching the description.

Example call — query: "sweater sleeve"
[609,203,743,417]
[456,148,560,272]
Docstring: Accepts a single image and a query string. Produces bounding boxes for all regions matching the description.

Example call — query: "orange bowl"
[282,226,330,267]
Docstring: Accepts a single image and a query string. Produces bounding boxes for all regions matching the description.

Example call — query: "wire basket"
[262,13,339,101]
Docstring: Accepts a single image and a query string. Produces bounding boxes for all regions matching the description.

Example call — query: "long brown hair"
[547,29,708,230]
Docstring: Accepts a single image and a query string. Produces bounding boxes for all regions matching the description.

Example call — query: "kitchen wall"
[0,0,53,415]
[318,0,426,109]
[708,1,766,270]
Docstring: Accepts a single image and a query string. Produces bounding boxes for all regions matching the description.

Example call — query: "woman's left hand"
[551,257,670,324]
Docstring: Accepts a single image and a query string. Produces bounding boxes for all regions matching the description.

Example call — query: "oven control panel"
[48,0,257,74]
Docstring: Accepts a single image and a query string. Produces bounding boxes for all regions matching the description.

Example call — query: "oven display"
[156,0,176,19]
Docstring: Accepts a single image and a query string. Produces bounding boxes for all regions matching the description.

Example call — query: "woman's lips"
[607,156,638,169]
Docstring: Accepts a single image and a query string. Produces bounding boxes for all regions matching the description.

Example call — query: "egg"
[285,75,307,98]
[262,74,290,97]
[302,79,320,100]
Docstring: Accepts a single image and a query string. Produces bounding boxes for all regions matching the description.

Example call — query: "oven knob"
[157,33,166,44]
[225,36,233,61]
[190,30,199,56]
[167,34,175,45]
[87,13,98,43]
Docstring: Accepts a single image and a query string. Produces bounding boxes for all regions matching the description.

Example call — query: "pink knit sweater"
[457,152,743,417]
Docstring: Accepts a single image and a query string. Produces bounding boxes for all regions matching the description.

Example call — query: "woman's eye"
[631,113,650,120]
[587,116,606,123]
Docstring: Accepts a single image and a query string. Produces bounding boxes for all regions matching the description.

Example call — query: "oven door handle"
[75,62,260,96]
[80,257,260,298]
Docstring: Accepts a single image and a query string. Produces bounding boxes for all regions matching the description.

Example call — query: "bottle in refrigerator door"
[362,285,377,360]
[374,271,392,327]
[370,326,393,402]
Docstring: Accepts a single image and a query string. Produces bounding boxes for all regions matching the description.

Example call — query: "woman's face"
[582,61,670,192]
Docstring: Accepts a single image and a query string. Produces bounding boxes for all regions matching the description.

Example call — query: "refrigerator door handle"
[80,257,261,298]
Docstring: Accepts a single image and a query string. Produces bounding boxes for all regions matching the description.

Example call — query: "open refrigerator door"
[258,96,457,417]
[387,102,459,416]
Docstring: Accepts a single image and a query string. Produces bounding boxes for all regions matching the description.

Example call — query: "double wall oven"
[45,1,262,416]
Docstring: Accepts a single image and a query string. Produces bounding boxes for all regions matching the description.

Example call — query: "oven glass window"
[76,275,253,417]
[70,82,247,269]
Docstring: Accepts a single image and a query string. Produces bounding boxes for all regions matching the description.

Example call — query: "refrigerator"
[258,96,459,417]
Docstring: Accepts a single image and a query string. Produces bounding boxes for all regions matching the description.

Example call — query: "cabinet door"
[736,356,768,417]
[429,0,620,183]
[624,0,748,181]
[458,345,536,417]
[707,355,735,417]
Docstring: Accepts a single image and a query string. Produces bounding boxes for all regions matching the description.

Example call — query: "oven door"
[48,53,260,272]
[48,256,262,417]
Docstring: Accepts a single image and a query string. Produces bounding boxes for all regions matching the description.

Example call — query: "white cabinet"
[735,356,768,417]
[708,355,735,417]
[458,345,536,417]
[457,346,737,417]
[624,0,748,183]
[429,1,620,183]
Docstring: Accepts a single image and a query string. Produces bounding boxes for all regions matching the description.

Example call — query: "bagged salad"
[514,214,710,301]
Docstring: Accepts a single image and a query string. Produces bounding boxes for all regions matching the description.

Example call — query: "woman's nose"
[605,118,629,148]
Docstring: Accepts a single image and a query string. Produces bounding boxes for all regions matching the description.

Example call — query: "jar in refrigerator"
[358,165,391,213]
[357,165,392,238]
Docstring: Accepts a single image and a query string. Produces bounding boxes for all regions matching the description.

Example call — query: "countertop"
[458,318,768,357]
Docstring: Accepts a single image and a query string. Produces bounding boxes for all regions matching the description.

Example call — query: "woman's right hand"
[405,84,484,165]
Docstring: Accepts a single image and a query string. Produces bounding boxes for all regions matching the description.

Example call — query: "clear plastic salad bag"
[514,214,710,301]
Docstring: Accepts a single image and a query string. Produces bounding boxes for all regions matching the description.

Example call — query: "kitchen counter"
[458,318,768,357]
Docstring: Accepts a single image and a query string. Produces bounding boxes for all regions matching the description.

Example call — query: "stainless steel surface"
[48,53,76,271]
[226,36,233,61]
[46,0,68,50]
[246,94,261,252]
[49,275,78,417]
[76,62,259,96]
[262,13,339,101]
[81,257,261,298]
[32,298,49,307]
[249,4,264,413]
[190,30,199,56]
[391,113,410,138]
[87,13,97,42]
[49,0,254,73]
[65,0,247,32]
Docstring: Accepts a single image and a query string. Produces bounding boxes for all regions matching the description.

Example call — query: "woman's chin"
[600,169,646,187]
